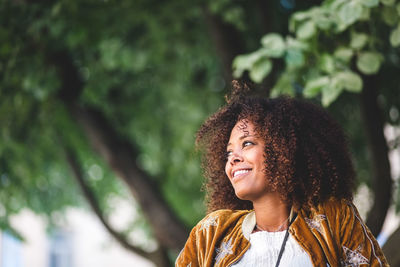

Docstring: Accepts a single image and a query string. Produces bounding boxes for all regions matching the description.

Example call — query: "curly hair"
[196,85,355,213]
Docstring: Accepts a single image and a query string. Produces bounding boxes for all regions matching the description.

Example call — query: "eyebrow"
[226,134,254,148]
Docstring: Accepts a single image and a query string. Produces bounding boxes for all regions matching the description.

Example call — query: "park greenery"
[0,0,399,266]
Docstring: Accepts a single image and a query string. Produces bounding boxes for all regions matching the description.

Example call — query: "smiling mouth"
[233,169,252,179]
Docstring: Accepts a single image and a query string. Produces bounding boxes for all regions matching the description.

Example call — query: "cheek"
[254,151,266,169]
[225,163,230,178]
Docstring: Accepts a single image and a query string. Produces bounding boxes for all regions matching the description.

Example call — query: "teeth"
[233,169,250,177]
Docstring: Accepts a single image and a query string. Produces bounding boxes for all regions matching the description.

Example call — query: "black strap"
[275,214,297,267]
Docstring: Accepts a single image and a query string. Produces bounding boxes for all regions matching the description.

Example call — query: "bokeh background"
[0,0,400,266]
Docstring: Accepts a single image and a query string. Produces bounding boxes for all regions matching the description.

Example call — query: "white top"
[231,230,313,267]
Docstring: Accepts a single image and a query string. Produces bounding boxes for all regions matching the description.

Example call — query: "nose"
[229,152,243,165]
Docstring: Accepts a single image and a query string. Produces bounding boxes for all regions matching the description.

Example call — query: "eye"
[226,150,233,159]
[243,140,254,147]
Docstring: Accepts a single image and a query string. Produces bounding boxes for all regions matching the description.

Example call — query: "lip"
[231,168,252,181]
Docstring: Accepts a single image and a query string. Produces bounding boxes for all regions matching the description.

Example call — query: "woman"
[176,83,388,266]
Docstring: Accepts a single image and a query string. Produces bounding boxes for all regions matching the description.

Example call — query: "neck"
[252,192,290,232]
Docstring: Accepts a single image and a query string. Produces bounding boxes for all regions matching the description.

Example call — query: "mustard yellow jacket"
[176,198,388,266]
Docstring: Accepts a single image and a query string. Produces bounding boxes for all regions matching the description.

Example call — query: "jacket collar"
[242,211,256,240]
[241,207,295,240]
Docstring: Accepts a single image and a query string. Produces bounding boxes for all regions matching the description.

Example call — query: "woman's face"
[225,120,269,201]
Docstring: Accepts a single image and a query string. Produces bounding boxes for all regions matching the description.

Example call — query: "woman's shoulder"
[299,197,358,222]
[195,209,252,230]
[206,208,252,217]
[317,197,354,212]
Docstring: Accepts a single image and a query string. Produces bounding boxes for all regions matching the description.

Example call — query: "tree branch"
[64,146,157,260]
[67,105,189,249]
[51,50,84,104]
[45,47,189,251]
[201,5,245,83]
[382,225,400,266]
[359,75,393,236]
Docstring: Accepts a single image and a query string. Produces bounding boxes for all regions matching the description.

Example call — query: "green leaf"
[381,0,396,6]
[320,54,335,74]
[304,76,330,98]
[296,20,316,39]
[271,74,295,97]
[382,6,399,26]
[334,71,363,92]
[356,52,383,74]
[358,0,379,7]
[390,23,400,47]
[315,15,333,30]
[289,10,311,32]
[221,7,246,31]
[286,36,309,51]
[233,51,263,77]
[350,32,368,49]
[339,2,363,26]
[321,82,343,107]
[260,33,285,58]
[359,5,371,20]
[285,49,305,68]
[249,58,272,83]
[292,10,311,21]
[334,47,354,62]
[397,3,400,16]
[330,0,348,12]
[51,2,62,16]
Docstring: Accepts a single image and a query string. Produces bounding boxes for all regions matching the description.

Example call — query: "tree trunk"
[383,225,400,266]
[67,104,189,250]
[64,146,171,267]
[46,48,189,252]
[359,75,393,236]
[201,5,245,83]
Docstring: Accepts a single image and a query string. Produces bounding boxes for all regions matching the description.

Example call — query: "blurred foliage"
[0,0,227,237]
[234,0,400,108]
[0,0,399,248]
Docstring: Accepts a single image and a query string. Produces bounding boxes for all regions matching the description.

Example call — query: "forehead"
[229,120,256,140]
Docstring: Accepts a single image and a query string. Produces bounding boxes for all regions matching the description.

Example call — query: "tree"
[0,0,399,266]
[1,0,221,265]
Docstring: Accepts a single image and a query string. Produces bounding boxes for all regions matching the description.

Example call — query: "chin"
[234,190,251,201]
[234,186,266,202]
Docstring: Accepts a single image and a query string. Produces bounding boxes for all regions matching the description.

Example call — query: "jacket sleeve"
[338,201,389,267]
[175,224,200,267]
